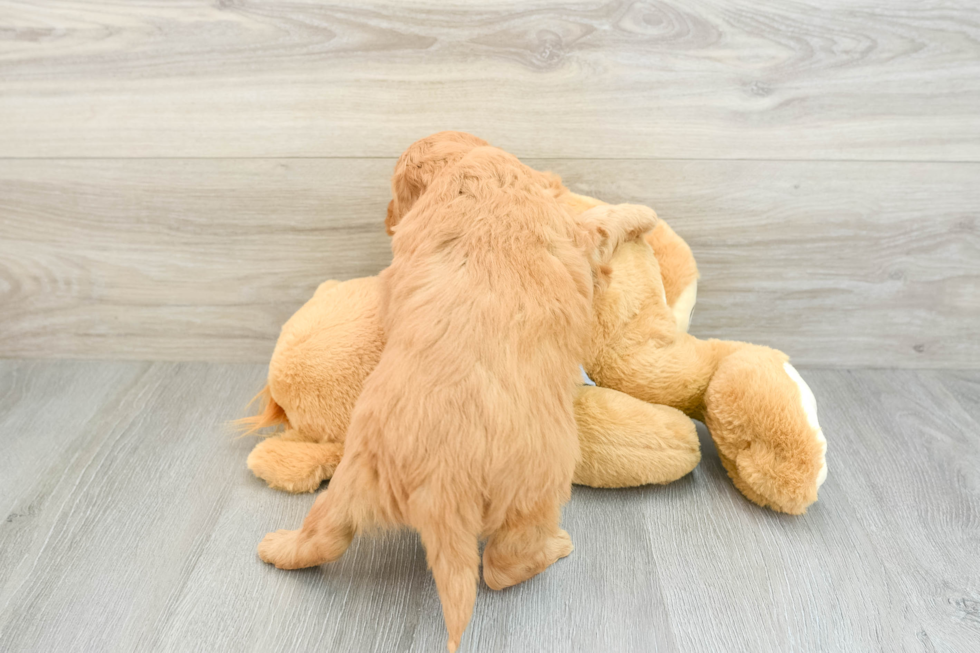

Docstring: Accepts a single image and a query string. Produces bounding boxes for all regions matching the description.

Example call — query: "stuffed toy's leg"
[593,323,827,513]
[573,386,700,487]
[590,237,828,514]
[243,276,385,493]
[649,223,828,513]
[247,431,344,494]
[702,344,827,514]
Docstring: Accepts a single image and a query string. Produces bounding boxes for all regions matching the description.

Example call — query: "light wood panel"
[0,361,977,651]
[1,158,977,366]
[0,158,394,361]
[1,0,978,160]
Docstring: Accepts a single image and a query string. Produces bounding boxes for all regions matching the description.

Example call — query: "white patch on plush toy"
[672,280,698,333]
[783,362,828,488]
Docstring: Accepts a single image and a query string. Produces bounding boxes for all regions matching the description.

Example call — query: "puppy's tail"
[232,384,288,437]
[414,497,481,652]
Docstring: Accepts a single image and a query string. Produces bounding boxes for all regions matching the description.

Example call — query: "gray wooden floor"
[0,360,977,652]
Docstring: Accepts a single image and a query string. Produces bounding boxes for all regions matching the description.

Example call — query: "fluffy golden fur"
[385,130,489,235]
[256,144,657,651]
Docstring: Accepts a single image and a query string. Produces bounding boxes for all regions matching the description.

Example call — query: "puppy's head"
[386,131,489,235]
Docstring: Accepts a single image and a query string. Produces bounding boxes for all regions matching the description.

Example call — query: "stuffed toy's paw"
[247,436,344,493]
[702,345,827,514]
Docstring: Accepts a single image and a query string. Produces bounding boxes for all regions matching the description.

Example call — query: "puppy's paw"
[258,529,307,569]
[550,529,574,561]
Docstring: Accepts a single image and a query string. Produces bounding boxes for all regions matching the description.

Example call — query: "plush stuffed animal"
[242,132,827,515]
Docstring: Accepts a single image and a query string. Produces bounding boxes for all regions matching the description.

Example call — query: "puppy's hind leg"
[257,455,364,569]
[482,498,573,591]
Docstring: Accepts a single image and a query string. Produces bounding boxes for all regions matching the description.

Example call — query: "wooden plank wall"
[0,0,978,366]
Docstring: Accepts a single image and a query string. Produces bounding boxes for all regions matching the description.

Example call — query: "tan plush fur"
[241,277,383,492]
[703,346,824,514]
[646,220,698,309]
[256,144,657,651]
[587,237,826,514]
[242,273,702,493]
[243,131,825,528]
[571,386,699,488]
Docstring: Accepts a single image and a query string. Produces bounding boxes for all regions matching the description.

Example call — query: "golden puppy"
[258,145,657,651]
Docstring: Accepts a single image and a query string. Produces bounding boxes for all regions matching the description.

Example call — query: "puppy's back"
[362,146,590,522]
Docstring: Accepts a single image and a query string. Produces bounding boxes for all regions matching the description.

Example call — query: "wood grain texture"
[0,158,394,361]
[1,158,977,366]
[929,370,980,426]
[1,0,978,160]
[650,368,980,652]
[0,361,977,651]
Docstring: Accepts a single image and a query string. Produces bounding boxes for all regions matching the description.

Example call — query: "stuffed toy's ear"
[576,204,659,282]
[387,131,489,235]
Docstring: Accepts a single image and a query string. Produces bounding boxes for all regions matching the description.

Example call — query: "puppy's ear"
[577,204,659,266]
[385,200,398,235]
[387,131,489,234]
